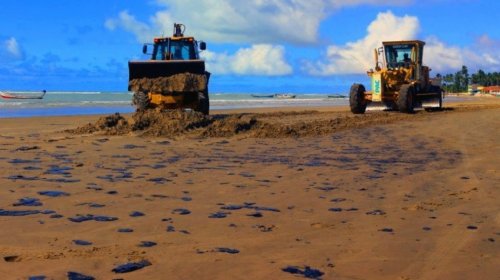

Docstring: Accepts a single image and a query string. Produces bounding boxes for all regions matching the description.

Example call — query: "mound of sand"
[129,73,207,93]
[67,110,260,138]
[201,114,259,137]
[68,109,438,139]
[69,113,129,135]
[67,102,500,139]
[131,110,212,137]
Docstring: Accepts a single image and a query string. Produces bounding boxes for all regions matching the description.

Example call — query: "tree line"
[437,66,500,93]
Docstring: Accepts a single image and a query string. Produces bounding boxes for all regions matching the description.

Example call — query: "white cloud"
[3,37,23,59]
[421,35,500,73]
[105,5,295,76]
[104,1,409,76]
[306,11,419,75]
[106,0,412,45]
[423,37,464,72]
[328,0,412,10]
[105,2,500,76]
[306,11,500,75]
[154,0,326,44]
[471,35,500,69]
[103,1,418,76]
[476,34,496,48]
[202,44,292,75]
[104,11,153,43]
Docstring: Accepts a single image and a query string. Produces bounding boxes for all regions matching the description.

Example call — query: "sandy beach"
[0,98,499,279]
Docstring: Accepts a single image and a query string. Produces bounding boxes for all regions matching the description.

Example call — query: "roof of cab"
[382,40,425,46]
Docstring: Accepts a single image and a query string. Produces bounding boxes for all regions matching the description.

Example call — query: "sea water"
[0,91,348,118]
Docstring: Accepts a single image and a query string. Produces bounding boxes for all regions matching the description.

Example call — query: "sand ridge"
[67,103,500,138]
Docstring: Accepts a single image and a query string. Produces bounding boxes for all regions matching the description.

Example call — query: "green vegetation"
[437,66,500,93]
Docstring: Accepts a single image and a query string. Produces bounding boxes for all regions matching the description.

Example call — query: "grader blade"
[421,97,441,109]
[366,102,391,111]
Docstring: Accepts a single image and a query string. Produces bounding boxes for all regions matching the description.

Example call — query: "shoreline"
[0,94,490,119]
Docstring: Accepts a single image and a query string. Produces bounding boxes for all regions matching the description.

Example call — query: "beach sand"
[0,98,499,279]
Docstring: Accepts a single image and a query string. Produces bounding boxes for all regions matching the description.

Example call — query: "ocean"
[0,91,349,118]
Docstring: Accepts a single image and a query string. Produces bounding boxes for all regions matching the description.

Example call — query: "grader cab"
[350,40,443,114]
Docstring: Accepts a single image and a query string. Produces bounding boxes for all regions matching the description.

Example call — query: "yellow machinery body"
[148,91,199,110]
[349,40,443,114]
[128,23,210,114]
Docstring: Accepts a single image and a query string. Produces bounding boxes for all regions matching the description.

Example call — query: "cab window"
[169,40,197,60]
[385,44,413,68]
[152,44,167,60]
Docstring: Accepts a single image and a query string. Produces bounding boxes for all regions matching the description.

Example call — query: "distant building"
[468,84,483,95]
[482,86,500,93]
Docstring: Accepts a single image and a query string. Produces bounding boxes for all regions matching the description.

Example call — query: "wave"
[1,92,347,114]
[45,91,132,95]
[0,100,132,108]
[46,91,113,95]
[212,99,345,103]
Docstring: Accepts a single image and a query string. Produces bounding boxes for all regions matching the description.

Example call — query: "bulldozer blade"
[128,60,206,81]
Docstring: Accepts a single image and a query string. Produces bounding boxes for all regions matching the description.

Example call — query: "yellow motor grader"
[128,23,210,114]
[350,40,443,114]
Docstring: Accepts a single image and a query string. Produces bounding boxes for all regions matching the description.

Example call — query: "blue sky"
[1,0,499,93]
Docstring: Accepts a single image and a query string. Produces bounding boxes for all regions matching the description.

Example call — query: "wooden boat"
[0,90,46,99]
[274,94,296,99]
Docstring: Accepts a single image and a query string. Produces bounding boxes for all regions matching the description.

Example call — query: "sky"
[1,0,499,93]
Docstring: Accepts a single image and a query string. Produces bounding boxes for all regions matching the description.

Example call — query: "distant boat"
[274,94,296,99]
[251,94,274,98]
[0,90,46,99]
[327,94,347,98]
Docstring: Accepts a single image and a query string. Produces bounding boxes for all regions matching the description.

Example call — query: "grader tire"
[349,84,367,114]
[133,91,150,112]
[397,84,415,113]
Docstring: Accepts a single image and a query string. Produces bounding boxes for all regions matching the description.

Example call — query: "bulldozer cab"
[129,23,210,114]
[148,37,200,61]
[142,23,206,61]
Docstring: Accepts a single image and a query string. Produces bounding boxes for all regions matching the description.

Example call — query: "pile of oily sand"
[68,110,258,138]
[67,109,434,138]
[128,73,207,93]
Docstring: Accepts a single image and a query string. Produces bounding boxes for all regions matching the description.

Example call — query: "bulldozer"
[349,40,443,114]
[128,23,210,114]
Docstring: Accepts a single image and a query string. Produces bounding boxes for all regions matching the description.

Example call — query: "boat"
[327,94,347,98]
[0,90,46,99]
[251,94,274,98]
[274,94,296,99]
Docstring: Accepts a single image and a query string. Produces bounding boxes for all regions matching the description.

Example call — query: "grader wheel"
[349,84,367,114]
[397,84,415,113]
